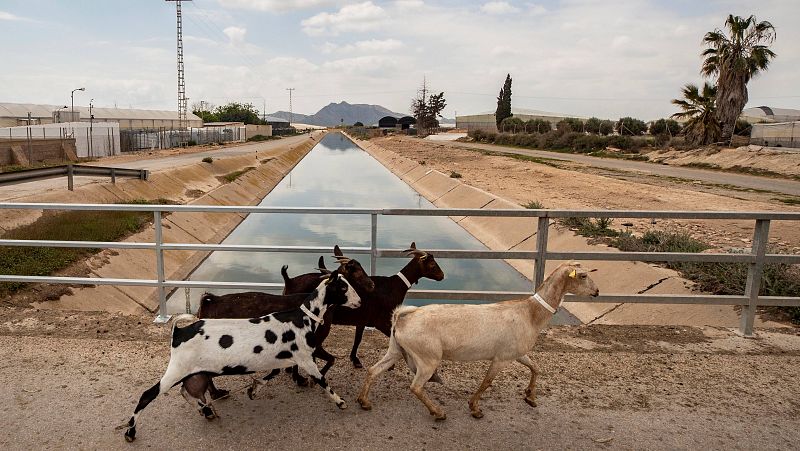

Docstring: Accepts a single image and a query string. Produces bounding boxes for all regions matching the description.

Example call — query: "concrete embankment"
[13,133,325,314]
[347,134,778,327]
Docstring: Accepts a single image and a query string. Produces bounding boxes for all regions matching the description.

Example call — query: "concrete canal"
[171,133,577,324]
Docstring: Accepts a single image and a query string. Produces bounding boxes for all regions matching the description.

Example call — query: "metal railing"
[0,165,148,190]
[0,203,798,336]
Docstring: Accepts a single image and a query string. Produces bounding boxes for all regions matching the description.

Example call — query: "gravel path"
[0,308,798,449]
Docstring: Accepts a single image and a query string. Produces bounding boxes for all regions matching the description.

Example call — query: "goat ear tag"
[569,269,577,278]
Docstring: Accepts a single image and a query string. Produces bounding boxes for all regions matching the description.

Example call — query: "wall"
[0,138,77,165]
[245,124,273,139]
[751,121,800,149]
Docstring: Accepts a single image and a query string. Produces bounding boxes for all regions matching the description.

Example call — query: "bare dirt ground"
[373,136,800,253]
[0,307,799,449]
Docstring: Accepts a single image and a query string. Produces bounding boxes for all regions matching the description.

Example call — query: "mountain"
[269,101,404,126]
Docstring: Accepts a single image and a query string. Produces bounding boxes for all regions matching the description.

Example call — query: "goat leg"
[516,355,539,407]
[290,366,309,387]
[207,377,230,400]
[313,346,337,376]
[350,326,366,368]
[468,360,509,419]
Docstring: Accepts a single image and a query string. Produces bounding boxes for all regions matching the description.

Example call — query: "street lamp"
[71,87,85,121]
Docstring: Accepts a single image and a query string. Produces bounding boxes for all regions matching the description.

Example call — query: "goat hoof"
[202,406,216,420]
[524,397,537,408]
[294,377,309,387]
[471,410,484,419]
[352,359,363,369]
[247,387,256,400]
[124,429,136,442]
[358,399,372,410]
[337,401,348,410]
[434,412,447,421]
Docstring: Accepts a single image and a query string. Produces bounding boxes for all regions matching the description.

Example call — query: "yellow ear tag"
[569,269,577,278]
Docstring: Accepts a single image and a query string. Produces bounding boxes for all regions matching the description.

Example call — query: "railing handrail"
[1,202,800,220]
[0,202,798,335]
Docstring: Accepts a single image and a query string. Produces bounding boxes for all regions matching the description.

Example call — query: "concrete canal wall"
[23,133,325,314]
[346,133,769,327]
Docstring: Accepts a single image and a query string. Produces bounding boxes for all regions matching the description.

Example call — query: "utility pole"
[166,0,191,143]
[286,88,295,125]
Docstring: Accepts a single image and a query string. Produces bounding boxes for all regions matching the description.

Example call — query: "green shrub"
[525,119,551,133]
[202,156,213,163]
[499,117,525,133]
[449,171,462,178]
[574,135,609,153]
[650,118,682,136]
[523,201,544,209]
[555,118,584,133]
[221,167,254,183]
[247,134,277,142]
[606,135,635,150]
[187,140,198,146]
[616,116,648,135]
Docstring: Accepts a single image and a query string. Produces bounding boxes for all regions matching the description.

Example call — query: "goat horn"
[333,256,351,264]
[403,249,427,257]
[316,267,332,274]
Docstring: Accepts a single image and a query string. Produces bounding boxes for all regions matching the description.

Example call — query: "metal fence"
[119,127,245,152]
[0,165,148,190]
[0,203,798,336]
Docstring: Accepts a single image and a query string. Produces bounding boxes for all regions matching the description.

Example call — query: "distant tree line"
[191,102,269,125]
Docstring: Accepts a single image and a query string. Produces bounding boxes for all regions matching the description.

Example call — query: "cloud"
[0,10,33,22]
[480,2,520,15]
[321,38,403,54]
[216,0,334,12]
[223,26,247,45]
[301,1,386,36]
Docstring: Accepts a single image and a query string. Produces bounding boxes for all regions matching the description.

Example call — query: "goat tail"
[280,265,291,285]
[390,305,419,332]
[171,313,199,333]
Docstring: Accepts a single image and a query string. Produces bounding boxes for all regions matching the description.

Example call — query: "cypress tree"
[495,74,512,129]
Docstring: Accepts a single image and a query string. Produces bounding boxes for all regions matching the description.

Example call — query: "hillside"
[270,101,403,126]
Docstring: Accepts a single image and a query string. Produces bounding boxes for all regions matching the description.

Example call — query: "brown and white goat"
[357,262,599,420]
[282,242,445,368]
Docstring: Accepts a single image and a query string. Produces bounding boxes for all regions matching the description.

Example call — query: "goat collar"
[300,304,324,325]
[396,271,412,289]
[532,292,557,314]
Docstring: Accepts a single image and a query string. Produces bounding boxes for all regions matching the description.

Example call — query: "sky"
[1,0,798,120]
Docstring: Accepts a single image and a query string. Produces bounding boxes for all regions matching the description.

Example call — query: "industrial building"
[456,107,586,133]
[741,106,800,124]
[0,102,203,129]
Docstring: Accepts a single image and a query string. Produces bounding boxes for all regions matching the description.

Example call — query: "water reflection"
[171,133,577,324]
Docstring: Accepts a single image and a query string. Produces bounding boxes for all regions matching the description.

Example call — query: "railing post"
[67,164,74,191]
[370,213,378,276]
[110,167,116,184]
[739,219,770,337]
[153,210,170,323]
[533,215,549,290]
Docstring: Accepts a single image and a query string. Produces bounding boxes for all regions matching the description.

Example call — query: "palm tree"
[701,14,776,142]
[671,82,720,145]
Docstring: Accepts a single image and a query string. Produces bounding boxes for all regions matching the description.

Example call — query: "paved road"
[0,133,319,201]
[445,141,800,197]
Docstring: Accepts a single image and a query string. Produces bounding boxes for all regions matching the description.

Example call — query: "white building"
[0,102,203,129]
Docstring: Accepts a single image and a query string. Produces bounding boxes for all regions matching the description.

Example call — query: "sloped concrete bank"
[346,134,779,328]
[22,133,325,314]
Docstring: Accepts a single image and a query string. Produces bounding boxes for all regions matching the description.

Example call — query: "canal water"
[171,133,576,324]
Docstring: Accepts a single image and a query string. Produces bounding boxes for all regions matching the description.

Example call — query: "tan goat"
[357,262,599,420]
